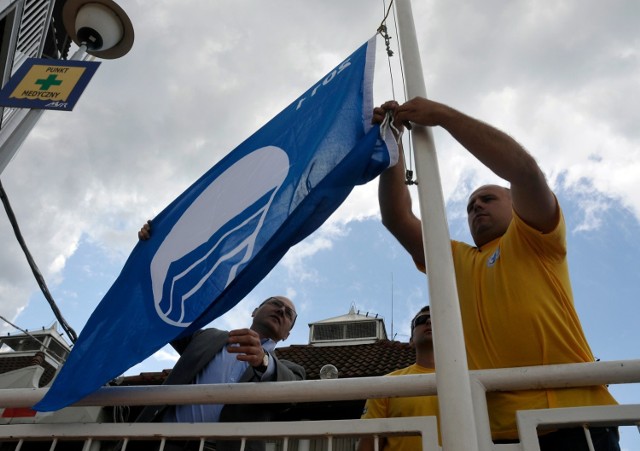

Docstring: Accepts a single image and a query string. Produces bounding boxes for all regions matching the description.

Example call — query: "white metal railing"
[2,359,638,408]
[0,359,638,450]
[517,404,640,451]
[0,417,441,451]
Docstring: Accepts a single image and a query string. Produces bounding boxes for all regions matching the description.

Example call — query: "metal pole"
[393,1,480,449]
[0,45,88,175]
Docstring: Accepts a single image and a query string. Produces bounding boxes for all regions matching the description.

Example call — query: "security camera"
[63,0,134,59]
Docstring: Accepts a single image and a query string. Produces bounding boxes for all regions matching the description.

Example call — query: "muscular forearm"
[440,107,557,230]
[379,149,411,229]
[378,148,425,268]
[437,106,542,184]
[394,98,540,184]
[395,97,557,233]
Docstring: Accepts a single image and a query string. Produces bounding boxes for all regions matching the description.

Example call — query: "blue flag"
[35,36,398,411]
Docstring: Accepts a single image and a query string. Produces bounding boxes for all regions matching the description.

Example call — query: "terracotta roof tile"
[275,340,415,380]
[116,369,171,386]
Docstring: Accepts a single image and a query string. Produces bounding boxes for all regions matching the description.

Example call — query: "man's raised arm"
[375,101,426,269]
[394,97,558,234]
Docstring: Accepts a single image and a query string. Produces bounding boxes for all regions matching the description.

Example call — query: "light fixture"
[319,364,339,380]
[62,0,134,59]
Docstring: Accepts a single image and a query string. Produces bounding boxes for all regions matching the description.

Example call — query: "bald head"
[466,185,513,247]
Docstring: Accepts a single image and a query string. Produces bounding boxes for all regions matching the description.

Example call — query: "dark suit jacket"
[135,328,305,451]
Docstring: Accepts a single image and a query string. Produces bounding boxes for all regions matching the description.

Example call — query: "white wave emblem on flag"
[150,146,290,327]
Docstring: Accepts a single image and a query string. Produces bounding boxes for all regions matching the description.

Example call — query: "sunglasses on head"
[411,313,431,330]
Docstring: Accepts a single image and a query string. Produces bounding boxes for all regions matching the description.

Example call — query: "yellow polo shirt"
[361,364,440,449]
[448,209,616,439]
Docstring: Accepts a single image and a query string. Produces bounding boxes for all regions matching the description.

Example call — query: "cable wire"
[0,314,49,350]
[0,179,78,343]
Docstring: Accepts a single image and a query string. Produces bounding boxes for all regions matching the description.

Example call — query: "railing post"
[470,377,494,451]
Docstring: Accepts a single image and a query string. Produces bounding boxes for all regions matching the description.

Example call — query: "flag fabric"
[35,36,399,411]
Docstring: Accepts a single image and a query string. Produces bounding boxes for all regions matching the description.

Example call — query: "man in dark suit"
[134,223,305,451]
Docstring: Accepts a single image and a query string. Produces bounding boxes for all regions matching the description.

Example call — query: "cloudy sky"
[1,0,639,447]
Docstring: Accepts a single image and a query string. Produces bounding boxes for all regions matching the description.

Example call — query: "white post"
[0,108,45,174]
[393,1,481,450]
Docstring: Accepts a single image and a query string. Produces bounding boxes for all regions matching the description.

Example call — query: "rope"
[378,0,417,186]
[377,1,395,57]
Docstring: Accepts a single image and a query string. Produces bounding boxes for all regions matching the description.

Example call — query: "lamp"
[62,0,134,59]
[319,364,339,380]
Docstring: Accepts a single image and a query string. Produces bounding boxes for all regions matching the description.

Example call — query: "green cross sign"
[0,57,101,111]
[35,74,63,91]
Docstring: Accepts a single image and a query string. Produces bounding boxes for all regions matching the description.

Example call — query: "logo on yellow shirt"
[487,247,501,267]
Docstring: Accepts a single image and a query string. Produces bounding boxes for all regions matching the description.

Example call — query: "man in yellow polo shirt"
[357,306,440,451]
[374,97,619,450]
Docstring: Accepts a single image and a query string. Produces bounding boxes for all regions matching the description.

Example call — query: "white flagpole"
[393,1,481,449]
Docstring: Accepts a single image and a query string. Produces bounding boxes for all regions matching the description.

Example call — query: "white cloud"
[2,0,639,346]
[281,233,336,283]
[151,347,179,364]
[3,6,638,447]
